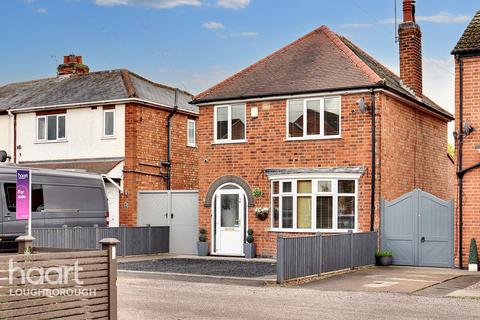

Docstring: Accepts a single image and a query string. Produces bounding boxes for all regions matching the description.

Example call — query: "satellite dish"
[0,150,8,163]
[464,121,475,136]
[356,97,369,113]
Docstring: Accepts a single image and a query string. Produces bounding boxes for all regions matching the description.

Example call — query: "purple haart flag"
[16,169,31,220]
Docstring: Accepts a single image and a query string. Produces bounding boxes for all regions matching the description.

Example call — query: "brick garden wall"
[120,103,198,226]
[454,56,480,267]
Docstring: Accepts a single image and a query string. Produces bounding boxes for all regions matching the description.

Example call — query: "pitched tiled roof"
[0,70,197,113]
[452,10,480,55]
[193,25,453,121]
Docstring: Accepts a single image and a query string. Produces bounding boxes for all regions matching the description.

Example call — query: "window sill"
[285,136,341,142]
[212,140,247,145]
[268,228,356,233]
[187,144,197,148]
[35,139,68,144]
[101,136,117,140]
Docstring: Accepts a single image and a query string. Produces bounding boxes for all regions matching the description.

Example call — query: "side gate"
[380,189,454,268]
[138,190,198,255]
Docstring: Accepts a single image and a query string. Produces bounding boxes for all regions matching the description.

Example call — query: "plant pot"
[469,263,478,272]
[197,242,209,256]
[256,212,268,221]
[244,243,256,259]
[376,256,393,266]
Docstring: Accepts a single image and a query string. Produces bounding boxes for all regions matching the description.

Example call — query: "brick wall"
[198,93,380,257]
[198,92,450,257]
[454,56,480,267]
[120,103,198,226]
[380,94,451,201]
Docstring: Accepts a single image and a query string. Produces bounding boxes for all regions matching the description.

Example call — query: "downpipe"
[166,89,179,190]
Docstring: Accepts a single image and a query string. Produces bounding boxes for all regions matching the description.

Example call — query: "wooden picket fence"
[0,238,118,320]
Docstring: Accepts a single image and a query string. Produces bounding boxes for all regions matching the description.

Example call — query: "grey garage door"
[138,190,198,255]
[380,189,454,267]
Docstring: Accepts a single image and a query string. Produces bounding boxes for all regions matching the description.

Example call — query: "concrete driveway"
[301,266,470,294]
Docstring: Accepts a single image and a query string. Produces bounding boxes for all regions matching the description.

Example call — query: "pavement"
[300,266,472,294]
[117,272,480,320]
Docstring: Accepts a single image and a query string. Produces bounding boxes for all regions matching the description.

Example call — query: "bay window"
[37,114,66,142]
[214,104,246,143]
[270,178,357,231]
[287,96,340,139]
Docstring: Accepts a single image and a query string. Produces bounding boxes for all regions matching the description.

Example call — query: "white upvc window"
[271,177,358,232]
[214,104,246,143]
[37,114,66,142]
[286,96,341,140]
[103,109,116,137]
[187,119,196,147]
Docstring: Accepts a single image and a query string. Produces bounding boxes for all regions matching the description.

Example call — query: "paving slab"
[415,275,480,297]
[300,266,469,294]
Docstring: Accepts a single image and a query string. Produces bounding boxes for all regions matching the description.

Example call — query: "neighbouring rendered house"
[452,10,480,268]
[191,0,453,257]
[0,55,198,227]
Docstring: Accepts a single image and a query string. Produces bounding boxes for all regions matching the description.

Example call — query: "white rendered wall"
[0,114,11,158]
[16,105,125,162]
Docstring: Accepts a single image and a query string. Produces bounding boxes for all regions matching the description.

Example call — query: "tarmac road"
[118,273,480,320]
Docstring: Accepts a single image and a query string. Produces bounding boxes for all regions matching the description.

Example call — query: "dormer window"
[37,114,66,142]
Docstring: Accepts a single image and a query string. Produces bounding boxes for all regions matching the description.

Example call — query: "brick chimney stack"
[398,0,423,98]
[57,54,89,76]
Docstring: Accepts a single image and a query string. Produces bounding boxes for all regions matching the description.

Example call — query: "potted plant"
[469,238,478,272]
[375,250,393,266]
[255,207,269,221]
[252,187,263,198]
[244,229,256,258]
[197,228,209,256]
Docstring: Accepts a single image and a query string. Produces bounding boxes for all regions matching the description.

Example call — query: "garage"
[380,189,454,267]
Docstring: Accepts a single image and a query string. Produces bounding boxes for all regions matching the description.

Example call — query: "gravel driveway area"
[118,273,480,320]
[118,258,276,278]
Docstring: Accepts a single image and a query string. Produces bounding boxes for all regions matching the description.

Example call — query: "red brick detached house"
[452,11,480,268]
[192,0,453,257]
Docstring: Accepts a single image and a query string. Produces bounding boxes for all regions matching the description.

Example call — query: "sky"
[1,0,478,140]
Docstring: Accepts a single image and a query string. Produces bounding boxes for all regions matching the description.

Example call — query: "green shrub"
[375,250,393,258]
[252,187,263,198]
[246,228,254,243]
[198,228,207,242]
[469,238,478,265]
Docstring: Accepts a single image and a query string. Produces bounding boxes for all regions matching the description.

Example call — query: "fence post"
[16,235,35,254]
[276,235,285,284]
[95,226,100,250]
[123,227,127,257]
[147,225,152,255]
[349,230,354,270]
[99,238,120,320]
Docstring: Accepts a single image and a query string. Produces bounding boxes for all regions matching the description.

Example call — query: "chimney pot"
[403,0,415,22]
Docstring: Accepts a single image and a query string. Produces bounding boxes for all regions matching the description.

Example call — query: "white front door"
[215,190,244,255]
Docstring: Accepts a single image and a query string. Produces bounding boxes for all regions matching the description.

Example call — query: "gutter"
[457,55,464,269]
[7,110,14,163]
[166,89,179,190]
[192,85,453,122]
[370,89,376,232]
[8,97,198,116]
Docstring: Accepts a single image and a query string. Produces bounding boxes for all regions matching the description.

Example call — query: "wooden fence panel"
[0,239,118,319]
